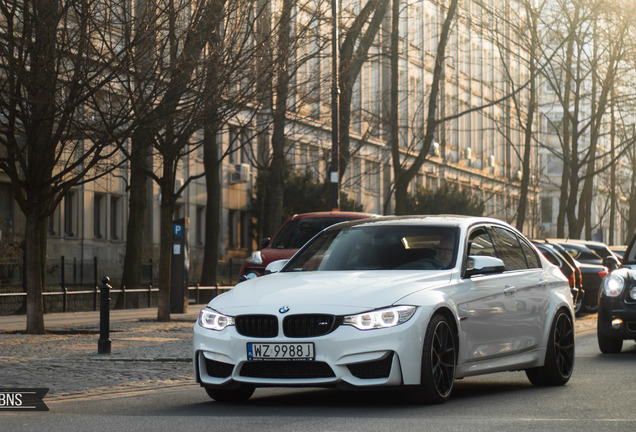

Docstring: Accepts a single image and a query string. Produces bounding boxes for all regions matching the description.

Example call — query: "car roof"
[288,211,375,220]
[324,215,513,231]
[547,238,608,248]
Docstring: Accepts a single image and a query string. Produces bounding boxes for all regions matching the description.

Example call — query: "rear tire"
[204,385,255,402]
[405,314,456,404]
[526,309,574,386]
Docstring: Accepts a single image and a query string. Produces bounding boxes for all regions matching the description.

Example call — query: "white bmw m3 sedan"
[193,216,575,404]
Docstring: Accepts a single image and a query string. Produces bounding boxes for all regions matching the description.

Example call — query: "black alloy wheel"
[406,314,457,404]
[526,309,575,386]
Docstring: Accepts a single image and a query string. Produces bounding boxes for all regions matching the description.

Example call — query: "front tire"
[204,385,255,402]
[597,333,623,354]
[406,314,456,404]
[526,309,574,386]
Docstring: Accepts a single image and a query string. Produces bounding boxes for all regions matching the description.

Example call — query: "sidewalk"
[0,304,204,333]
[0,305,206,399]
[0,306,599,401]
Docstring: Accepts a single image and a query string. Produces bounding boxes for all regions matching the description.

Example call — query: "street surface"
[1,316,635,432]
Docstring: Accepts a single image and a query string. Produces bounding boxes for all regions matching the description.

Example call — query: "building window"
[196,206,205,246]
[228,210,238,249]
[541,197,553,224]
[48,206,60,237]
[544,154,563,176]
[0,183,13,240]
[241,211,250,249]
[110,196,122,240]
[94,193,105,239]
[64,192,76,237]
[228,209,250,250]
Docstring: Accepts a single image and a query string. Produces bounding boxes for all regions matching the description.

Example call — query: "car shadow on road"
[181,378,539,415]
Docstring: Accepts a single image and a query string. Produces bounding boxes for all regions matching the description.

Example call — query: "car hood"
[209,271,453,315]
[260,247,298,265]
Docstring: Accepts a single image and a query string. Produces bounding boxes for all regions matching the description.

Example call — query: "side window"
[539,248,559,266]
[520,239,541,269]
[467,228,496,258]
[489,227,528,271]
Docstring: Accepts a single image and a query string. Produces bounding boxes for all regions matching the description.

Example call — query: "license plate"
[247,342,315,360]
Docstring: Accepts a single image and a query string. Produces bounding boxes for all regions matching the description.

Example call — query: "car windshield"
[283,225,459,271]
[624,242,636,264]
[270,217,358,249]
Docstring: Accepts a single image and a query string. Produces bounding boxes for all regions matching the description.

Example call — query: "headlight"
[343,306,416,330]
[602,274,625,297]
[198,308,234,330]
[630,287,636,301]
[246,251,263,265]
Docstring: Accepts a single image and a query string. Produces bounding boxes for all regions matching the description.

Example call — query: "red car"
[239,211,375,279]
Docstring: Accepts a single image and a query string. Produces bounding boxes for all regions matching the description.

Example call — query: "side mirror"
[238,272,258,283]
[603,256,619,271]
[265,259,289,275]
[260,237,271,249]
[465,255,506,277]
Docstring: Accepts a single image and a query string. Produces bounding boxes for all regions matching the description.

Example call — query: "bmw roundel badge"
[279,306,290,314]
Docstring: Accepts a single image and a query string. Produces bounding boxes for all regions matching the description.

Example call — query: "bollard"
[98,276,112,354]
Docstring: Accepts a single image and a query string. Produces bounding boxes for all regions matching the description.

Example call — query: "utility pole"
[330,0,340,211]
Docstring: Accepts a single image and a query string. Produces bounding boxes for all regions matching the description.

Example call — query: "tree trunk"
[389,0,401,213]
[157,166,176,322]
[119,128,150,308]
[25,215,45,334]
[201,125,221,287]
[265,0,292,236]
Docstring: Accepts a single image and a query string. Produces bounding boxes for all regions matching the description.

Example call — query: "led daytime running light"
[199,308,235,331]
[344,306,416,330]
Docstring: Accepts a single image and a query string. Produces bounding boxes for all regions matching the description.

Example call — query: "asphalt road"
[2,330,635,432]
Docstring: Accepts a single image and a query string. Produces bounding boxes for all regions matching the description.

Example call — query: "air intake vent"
[205,358,234,378]
[347,355,393,379]
[240,361,335,379]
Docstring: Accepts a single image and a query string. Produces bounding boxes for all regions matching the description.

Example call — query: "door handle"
[504,286,517,296]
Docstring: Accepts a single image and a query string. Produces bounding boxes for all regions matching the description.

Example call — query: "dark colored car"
[597,233,636,353]
[547,241,608,312]
[563,239,621,269]
[534,242,584,315]
[239,211,375,278]
[609,245,627,260]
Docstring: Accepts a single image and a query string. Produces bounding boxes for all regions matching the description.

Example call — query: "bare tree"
[199,0,277,286]
[338,0,391,179]
[0,0,138,333]
[390,0,459,215]
[538,0,633,238]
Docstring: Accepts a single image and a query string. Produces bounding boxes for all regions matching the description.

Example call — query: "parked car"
[547,240,608,312]
[609,245,627,260]
[597,233,636,353]
[194,216,575,403]
[533,241,584,315]
[239,211,375,279]
[562,239,621,269]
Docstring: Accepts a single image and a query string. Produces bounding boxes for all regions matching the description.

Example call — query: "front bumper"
[193,313,427,389]
[597,295,636,340]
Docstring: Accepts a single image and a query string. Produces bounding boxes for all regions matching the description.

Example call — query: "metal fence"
[0,256,237,315]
